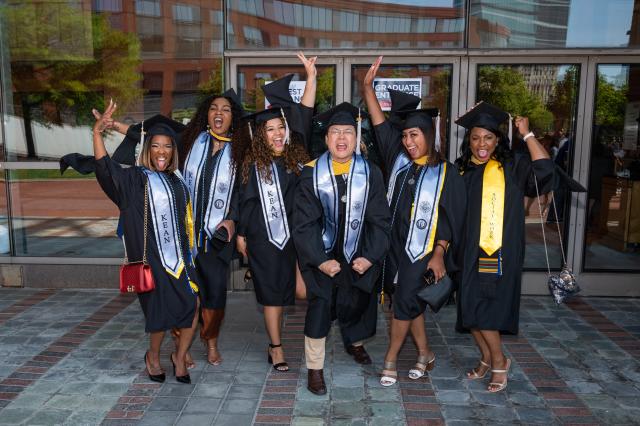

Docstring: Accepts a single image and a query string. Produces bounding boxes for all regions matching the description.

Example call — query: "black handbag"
[533,175,580,304]
[417,269,453,313]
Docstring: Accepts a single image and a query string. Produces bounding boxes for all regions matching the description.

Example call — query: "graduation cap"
[221,88,243,112]
[389,89,421,113]
[455,101,513,146]
[112,114,185,166]
[244,74,297,143]
[394,107,442,152]
[314,102,367,155]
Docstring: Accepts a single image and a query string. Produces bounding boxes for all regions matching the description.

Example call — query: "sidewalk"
[0,288,638,425]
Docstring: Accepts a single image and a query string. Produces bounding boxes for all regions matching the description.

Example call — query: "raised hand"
[92,99,116,133]
[297,51,317,79]
[363,56,383,88]
[514,116,530,136]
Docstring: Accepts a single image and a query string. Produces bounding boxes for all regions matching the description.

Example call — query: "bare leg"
[467,328,492,378]
[479,329,508,390]
[147,331,165,374]
[295,263,306,300]
[201,308,224,365]
[384,317,411,364]
[174,301,199,377]
[409,314,434,358]
[264,305,287,369]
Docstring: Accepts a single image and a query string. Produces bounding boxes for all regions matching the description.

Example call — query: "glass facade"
[584,64,640,271]
[0,1,638,290]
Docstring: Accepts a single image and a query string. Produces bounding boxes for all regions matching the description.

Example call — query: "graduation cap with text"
[455,101,513,146]
[314,102,368,154]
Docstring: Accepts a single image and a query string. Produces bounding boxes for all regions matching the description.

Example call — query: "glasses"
[328,128,355,136]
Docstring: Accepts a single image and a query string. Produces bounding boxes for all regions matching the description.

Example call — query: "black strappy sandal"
[267,343,289,372]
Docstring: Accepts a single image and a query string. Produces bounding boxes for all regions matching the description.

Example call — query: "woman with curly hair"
[179,89,247,366]
[235,53,316,371]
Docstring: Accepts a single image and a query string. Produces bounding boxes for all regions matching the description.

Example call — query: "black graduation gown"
[185,140,240,310]
[455,153,554,334]
[293,160,391,346]
[374,121,466,320]
[95,156,198,333]
[237,157,298,306]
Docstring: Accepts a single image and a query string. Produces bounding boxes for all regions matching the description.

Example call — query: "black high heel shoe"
[267,343,289,372]
[170,353,191,384]
[144,351,165,383]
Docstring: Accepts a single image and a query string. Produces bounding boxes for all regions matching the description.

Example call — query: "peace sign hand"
[297,51,317,79]
[92,99,117,134]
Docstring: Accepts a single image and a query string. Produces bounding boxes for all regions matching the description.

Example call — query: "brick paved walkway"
[0,288,638,425]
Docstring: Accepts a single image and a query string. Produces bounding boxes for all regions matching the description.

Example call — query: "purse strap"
[123,181,149,265]
[533,173,566,276]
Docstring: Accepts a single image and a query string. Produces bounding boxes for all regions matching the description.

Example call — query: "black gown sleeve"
[435,164,467,273]
[360,164,391,264]
[225,171,242,224]
[373,120,403,170]
[512,152,555,198]
[94,155,145,209]
[293,165,331,268]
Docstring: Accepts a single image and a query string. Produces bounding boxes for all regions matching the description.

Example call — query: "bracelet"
[436,242,448,254]
[523,131,535,141]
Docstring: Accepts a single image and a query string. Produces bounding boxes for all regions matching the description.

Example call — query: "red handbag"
[120,183,156,294]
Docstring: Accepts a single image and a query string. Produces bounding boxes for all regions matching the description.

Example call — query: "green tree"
[3,1,142,157]
[477,66,553,132]
[547,67,579,131]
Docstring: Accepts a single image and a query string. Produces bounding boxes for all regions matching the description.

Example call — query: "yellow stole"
[479,159,505,256]
[332,159,352,175]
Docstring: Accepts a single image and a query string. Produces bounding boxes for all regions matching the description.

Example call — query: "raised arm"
[362,56,385,126]
[298,52,317,108]
[514,116,549,161]
[92,103,129,136]
[92,99,116,160]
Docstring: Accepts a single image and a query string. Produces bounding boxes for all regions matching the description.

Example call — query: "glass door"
[467,57,588,291]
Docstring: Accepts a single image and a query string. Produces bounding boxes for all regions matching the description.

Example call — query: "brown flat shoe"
[346,345,372,365]
[307,369,327,395]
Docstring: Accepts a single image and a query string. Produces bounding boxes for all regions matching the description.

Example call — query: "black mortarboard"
[262,74,295,107]
[112,114,185,165]
[389,89,421,113]
[455,101,510,134]
[314,102,365,130]
[221,88,243,111]
[243,106,287,125]
[394,108,439,131]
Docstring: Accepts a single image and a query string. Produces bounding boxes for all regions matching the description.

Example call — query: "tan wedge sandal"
[380,361,398,387]
[408,353,435,380]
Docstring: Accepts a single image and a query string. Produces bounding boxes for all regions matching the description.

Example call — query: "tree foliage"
[3,1,142,126]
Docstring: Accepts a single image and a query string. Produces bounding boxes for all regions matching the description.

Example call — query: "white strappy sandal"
[380,361,398,387]
[466,359,491,379]
[488,358,511,393]
[408,354,435,380]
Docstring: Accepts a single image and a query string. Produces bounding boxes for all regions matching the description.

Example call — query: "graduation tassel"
[434,111,441,152]
[356,108,362,155]
[247,122,253,140]
[136,120,145,166]
[280,108,290,145]
[508,113,513,149]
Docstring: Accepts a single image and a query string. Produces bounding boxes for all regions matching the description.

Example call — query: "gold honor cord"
[209,130,232,142]
[479,159,505,256]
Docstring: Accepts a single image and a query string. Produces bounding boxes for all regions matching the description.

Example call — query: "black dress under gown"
[293,160,391,347]
[236,105,314,307]
[95,156,198,333]
[237,157,299,306]
[374,121,466,320]
[186,140,240,311]
[455,153,554,334]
